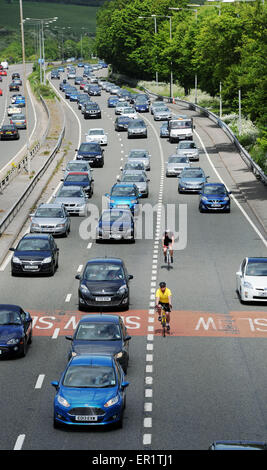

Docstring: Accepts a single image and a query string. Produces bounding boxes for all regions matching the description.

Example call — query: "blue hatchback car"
[135,101,149,112]
[199,183,231,212]
[108,96,119,108]
[51,354,129,428]
[105,183,141,214]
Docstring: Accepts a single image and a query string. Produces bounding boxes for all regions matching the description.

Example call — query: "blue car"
[135,101,149,112]
[178,167,209,193]
[65,314,131,372]
[0,304,32,358]
[96,208,135,242]
[105,183,141,214]
[76,142,104,167]
[107,96,119,108]
[14,96,25,107]
[51,354,129,428]
[199,183,231,213]
[65,87,77,99]
[69,90,80,102]
[62,171,94,197]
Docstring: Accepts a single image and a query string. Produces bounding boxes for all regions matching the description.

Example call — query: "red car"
[0,70,7,76]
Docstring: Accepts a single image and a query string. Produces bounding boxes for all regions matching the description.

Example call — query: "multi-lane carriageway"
[0,65,267,451]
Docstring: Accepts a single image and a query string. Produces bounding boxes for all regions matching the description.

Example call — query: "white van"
[1,61,9,69]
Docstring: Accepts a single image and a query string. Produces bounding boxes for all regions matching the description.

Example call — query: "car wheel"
[20,339,27,357]
[50,263,55,276]
[116,411,124,429]
[53,417,63,429]
[28,331,32,345]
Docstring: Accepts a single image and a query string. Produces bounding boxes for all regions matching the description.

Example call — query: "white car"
[120,107,138,119]
[236,257,267,303]
[115,101,129,115]
[7,105,21,116]
[85,128,108,146]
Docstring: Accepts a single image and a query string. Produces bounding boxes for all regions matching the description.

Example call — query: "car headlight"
[7,338,20,345]
[80,284,90,294]
[31,223,40,228]
[114,351,123,359]
[104,395,119,408]
[56,224,65,228]
[130,200,137,204]
[12,256,21,264]
[57,395,70,408]
[201,196,208,201]
[42,257,52,264]
[223,197,229,201]
[243,281,253,289]
[118,284,127,295]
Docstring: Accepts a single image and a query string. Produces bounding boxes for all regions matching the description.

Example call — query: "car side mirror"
[207,176,210,179]
[117,176,120,181]
[105,193,110,198]
[65,335,73,341]
[124,335,131,341]
[51,381,59,390]
[75,274,81,280]
[128,274,133,280]
[229,191,232,195]
[236,271,242,277]
[121,381,130,389]
[9,247,15,251]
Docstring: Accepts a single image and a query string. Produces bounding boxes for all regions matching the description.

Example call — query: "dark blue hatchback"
[65,314,131,372]
[0,304,32,357]
[199,183,231,213]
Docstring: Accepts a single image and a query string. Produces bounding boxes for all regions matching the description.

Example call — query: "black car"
[65,314,131,373]
[0,304,32,358]
[12,72,20,80]
[75,142,104,167]
[62,171,94,197]
[75,258,133,311]
[9,82,20,91]
[10,233,59,276]
[209,441,267,450]
[0,124,19,140]
[51,70,60,79]
[114,116,133,131]
[84,102,101,119]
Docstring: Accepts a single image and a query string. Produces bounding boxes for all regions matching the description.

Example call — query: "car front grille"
[69,407,104,416]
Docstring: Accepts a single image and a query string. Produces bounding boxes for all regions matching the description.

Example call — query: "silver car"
[53,185,88,216]
[63,160,93,180]
[67,72,76,79]
[120,161,145,172]
[118,170,150,198]
[126,149,151,170]
[127,119,147,138]
[178,167,209,193]
[176,140,199,161]
[10,113,26,129]
[115,101,129,115]
[151,101,165,115]
[30,203,71,237]
[166,155,190,177]
[153,106,172,121]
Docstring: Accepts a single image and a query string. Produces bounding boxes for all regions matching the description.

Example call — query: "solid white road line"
[14,434,25,450]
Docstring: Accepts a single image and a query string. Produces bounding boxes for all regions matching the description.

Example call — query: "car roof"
[247,257,267,263]
[0,304,22,313]
[22,233,51,240]
[79,314,120,324]
[85,257,123,265]
[203,182,225,187]
[70,354,114,367]
[38,203,64,209]
[112,183,137,189]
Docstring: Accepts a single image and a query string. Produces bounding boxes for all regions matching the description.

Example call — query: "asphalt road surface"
[0,66,266,451]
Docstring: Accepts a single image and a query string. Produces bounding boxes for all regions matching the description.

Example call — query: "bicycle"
[162,246,173,271]
[155,304,170,337]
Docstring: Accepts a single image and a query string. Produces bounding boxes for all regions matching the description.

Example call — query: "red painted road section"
[29,309,267,338]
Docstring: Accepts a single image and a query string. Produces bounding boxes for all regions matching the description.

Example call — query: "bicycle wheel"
[161,318,166,337]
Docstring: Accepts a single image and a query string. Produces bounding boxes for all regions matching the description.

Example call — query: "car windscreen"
[168,156,187,163]
[79,143,100,152]
[203,186,227,195]
[124,163,144,170]
[0,309,21,325]
[246,262,267,276]
[169,120,192,129]
[17,238,51,251]
[84,263,124,281]
[121,175,145,182]
[88,130,104,135]
[11,114,25,120]
[128,151,147,158]
[75,322,121,341]
[57,187,83,198]
[111,186,136,197]
[101,211,131,223]
[179,142,196,149]
[65,174,88,182]
[67,163,89,172]
[35,208,64,218]
[129,121,145,128]
[181,170,204,178]
[63,365,116,388]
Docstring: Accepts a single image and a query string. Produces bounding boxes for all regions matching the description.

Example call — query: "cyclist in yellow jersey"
[155,282,172,331]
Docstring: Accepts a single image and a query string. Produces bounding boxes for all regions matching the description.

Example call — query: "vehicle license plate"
[96,297,111,302]
[6,132,12,134]
[24,265,38,270]
[211,203,221,207]
[75,415,97,422]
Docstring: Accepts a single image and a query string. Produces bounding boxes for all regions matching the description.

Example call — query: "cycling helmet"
[159,282,166,288]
